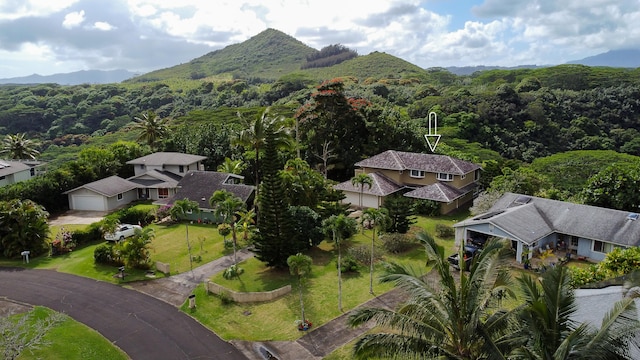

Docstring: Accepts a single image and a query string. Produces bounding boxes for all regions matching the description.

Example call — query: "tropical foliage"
[0,199,49,258]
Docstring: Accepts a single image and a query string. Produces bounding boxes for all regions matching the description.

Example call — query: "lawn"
[14,307,128,360]
[182,212,468,342]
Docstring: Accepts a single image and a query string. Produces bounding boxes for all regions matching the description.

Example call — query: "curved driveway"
[0,267,247,360]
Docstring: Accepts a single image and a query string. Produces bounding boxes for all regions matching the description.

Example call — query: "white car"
[104,224,142,241]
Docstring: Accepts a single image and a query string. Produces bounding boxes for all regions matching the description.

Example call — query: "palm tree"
[351,173,373,209]
[169,198,200,275]
[348,232,519,359]
[288,253,313,329]
[361,208,390,294]
[322,214,356,312]
[232,107,292,199]
[513,265,640,359]
[210,190,245,264]
[117,227,154,268]
[1,133,40,160]
[132,110,168,150]
[216,157,246,175]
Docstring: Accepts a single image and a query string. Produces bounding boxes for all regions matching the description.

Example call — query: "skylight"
[514,195,532,205]
[627,213,639,221]
[473,210,505,221]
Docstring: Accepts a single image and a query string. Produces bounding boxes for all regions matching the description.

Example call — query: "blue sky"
[0,0,638,78]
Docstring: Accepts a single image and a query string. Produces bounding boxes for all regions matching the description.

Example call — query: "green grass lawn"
[15,307,128,360]
[183,213,468,342]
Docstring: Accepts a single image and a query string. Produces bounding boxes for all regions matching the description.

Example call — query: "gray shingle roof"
[404,182,474,202]
[167,171,255,209]
[126,152,207,166]
[63,176,138,197]
[333,172,404,196]
[455,192,640,247]
[0,160,31,177]
[355,150,480,175]
[127,170,182,188]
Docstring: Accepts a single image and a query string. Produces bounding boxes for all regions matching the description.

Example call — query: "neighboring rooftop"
[333,172,404,196]
[63,175,138,197]
[168,171,255,210]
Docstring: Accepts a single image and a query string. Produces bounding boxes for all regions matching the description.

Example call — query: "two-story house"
[64,152,229,212]
[0,160,43,187]
[334,150,481,214]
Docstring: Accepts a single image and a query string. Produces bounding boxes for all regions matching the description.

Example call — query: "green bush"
[114,207,155,226]
[599,247,640,274]
[380,233,415,254]
[412,199,440,216]
[93,244,123,266]
[347,244,382,266]
[71,224,103,246]
[337,254,359,273]
[435,223,455,238]
[569,264,607,287]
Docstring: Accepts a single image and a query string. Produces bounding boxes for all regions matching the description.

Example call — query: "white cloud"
[62,9,85,29]
[93,21,115,31]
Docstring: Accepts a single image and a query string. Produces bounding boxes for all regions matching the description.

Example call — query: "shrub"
[569,264,607,287]
[115,207,155,226]
[348,244,382,266]
[435,223,455,238]
[93,244,123,266]
[413,199,440,216]
[380,233,415,254]
[337,254,359,273]
[71,224,103,246]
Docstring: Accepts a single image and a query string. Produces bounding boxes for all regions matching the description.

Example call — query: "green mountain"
[129,28,317,82]
[128,28,429,83]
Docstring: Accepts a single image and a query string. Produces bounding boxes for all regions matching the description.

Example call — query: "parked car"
[104,224,142,241]
[447,245,481,271]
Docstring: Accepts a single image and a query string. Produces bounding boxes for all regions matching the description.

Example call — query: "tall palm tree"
[1,133,40,160]
[210,189,245,264]
[322,214,356,312]
[361,207,390,294]
[232,107,293,199]
[351,173,373,209]
[513,265,640,360]
[169,198,200,275]
[287,253,313,329]
[133,110,168,150]
[348,232,519,359]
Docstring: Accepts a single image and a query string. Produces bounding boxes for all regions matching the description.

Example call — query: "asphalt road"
[0,267,247,360]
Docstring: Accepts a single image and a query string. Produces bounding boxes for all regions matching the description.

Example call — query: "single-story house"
[63,175,139,211]
[163,171,255,223]
[454,192,640,263]
[334,150,481,214]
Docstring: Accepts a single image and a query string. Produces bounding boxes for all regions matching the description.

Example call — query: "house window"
[117,193,123,201]
[0,175,5,180]
[30,168,35,176]
[410,169,425,178]
[593,240,615,254]
[179,165,184,173]
[570,237,579,248]
[140,164,145,169]
[437,173,453,181]
[158,188,169,199]
[461,174,466,179]
[475,169,480,181]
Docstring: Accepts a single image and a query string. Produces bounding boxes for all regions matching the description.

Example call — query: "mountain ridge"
[0,69,138,85]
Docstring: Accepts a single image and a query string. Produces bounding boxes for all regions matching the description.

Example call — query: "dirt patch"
[48,210,107,225]
[0,299,32,318]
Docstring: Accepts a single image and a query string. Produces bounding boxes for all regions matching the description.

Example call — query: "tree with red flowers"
[295,78,369,180]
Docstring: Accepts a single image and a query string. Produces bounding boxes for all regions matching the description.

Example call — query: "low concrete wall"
[156,261,170,275]
[205,281,291,303]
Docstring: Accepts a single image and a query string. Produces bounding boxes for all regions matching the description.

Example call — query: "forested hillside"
[1,28,640,214]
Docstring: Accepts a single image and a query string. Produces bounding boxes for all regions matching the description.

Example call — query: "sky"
[1,0,639,78]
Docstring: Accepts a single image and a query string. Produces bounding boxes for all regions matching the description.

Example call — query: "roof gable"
[355,150,480,175]
[0,160,31,177]
[64,176,138,197]
[168,171,255,209]
[404,182,465,202]
[126,152,207,166]
[333,172,403,196]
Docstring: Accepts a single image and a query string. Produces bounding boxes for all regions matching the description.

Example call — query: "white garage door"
[71,195,106,211]
[342,192,381,209]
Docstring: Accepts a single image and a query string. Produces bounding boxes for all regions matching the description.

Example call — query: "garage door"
[71,195,106,211]
[342,192,381,209]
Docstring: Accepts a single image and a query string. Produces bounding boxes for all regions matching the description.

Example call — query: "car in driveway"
[447,245,481,271]
[105,224,142,241]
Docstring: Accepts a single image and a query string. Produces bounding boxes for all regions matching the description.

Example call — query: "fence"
[204,281,291,303]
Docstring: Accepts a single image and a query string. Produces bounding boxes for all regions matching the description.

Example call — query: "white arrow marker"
[424,111,441,152]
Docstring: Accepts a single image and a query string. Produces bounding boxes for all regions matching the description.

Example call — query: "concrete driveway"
[48,210,108,225]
